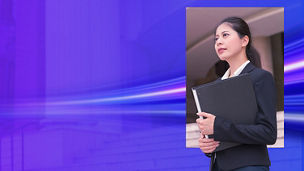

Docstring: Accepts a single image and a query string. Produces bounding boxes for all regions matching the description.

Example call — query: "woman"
[196,17,277,171]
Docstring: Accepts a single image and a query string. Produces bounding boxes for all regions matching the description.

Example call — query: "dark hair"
[215,17,261,68]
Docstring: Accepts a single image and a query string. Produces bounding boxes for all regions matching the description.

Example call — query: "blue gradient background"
[0,0,303,170]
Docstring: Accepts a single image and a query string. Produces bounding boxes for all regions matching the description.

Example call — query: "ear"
[241,35,249,47]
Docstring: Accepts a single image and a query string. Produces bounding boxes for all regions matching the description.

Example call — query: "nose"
[216,38,223,46]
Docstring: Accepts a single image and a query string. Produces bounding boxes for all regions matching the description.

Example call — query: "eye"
[214,37,218,42]
[223,33,229,37]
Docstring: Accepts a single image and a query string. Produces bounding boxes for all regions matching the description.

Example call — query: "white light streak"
[285,113,304,122]
[285,60,304,72]
[47,87,186,106]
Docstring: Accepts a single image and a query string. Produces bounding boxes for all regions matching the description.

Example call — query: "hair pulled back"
[216,17,261,68]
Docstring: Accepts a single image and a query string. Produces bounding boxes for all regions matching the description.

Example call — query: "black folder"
[192,74,258,152]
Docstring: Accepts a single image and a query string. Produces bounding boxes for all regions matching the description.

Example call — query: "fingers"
[198,137,220,153]
[196,118,204,131]
[196,117,210,126]
[196,118,205,129]
[199,139,219,153]
[199,137,219,144]
[199,141,217,147]
[199,142,219,150]
[197,116,215,135]
[200,143,219,153]
[196,118,202,124]
[196,112,212,118]
[200,144,219,153]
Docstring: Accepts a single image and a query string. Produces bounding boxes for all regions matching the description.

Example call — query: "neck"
[226,51,248,76]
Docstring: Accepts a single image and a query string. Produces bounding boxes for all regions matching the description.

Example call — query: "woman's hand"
[199,134,220,153]
[196,112,216,135]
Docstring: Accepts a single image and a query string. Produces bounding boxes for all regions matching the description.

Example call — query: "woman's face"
[214,23,245,61]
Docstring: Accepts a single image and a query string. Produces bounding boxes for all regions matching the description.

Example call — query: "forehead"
[215,23,234,35]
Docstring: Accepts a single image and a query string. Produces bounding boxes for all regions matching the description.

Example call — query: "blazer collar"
[240,62,256,75]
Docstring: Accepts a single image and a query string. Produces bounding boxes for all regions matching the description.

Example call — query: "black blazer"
[210,62,277,170]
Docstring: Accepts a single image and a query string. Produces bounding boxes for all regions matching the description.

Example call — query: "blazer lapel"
[240,62,256,75]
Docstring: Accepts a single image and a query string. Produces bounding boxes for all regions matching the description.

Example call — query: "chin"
[218,55,229,61]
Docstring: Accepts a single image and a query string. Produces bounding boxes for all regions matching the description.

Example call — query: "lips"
[218,48,227,54]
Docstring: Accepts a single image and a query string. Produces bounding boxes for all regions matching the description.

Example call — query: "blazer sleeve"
[213,72,277,145]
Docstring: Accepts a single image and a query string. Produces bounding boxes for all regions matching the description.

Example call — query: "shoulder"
[249,67,274,84]
[248,68,276,95]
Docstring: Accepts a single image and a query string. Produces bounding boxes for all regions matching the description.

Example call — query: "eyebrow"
[215,31,230,37]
